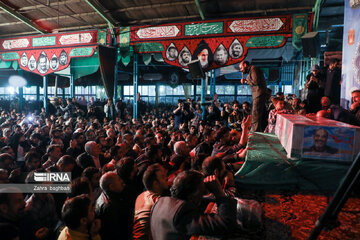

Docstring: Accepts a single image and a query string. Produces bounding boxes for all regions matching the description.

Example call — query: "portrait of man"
[59,50,68,66]
[229,39,243,59]
[178,46,191,66]
[192,40,213,69]
[303,128,339,155]
[214,44,228,66]
[50,54,59,71]
[166,43,178,61]
[28,55,36,71]
[37,52,49,74]
[20,53,28,67]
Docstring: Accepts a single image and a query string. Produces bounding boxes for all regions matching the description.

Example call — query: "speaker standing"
[239,61,267,132]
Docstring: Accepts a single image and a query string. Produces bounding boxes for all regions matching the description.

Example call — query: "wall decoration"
[135,26,180,39]
[192,40,213,69]
[20,53,28,67]
[185,22,223,36]
[292,14,308,50]
[1,52,20,60]
[14,46,95,76]
[128,14,313,71]
[166,43,178,61]
[178,45,192,67]
[32,36,56,47]
[342,0,360,106]
[59,33,93,45]
[229,18,284,33]
[245,36,285,47]
[50,54,59,71]
[214,44,228,66]
[2,38,30,50]
[28,55,36,71]
[37,51,50,74]
[229,39,243,59]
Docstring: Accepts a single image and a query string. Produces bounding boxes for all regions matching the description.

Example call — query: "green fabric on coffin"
[235,132,350,191]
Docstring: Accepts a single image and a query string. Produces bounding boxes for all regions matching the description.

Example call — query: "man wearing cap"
[239,61,267,132]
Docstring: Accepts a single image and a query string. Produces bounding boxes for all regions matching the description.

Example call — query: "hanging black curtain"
[98,45,117,99]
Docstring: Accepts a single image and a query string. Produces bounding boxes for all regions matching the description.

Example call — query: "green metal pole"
[133,54,138,120]
[43,76,48,112]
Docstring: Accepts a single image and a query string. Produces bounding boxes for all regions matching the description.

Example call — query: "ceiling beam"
[194,0,205,20]
[114,1,194,13]
[207,6,313,17]
[0,23,108,38]
[0,1,46,34]
[0,12,101,27]
[0,0,83,14]
[84,0,117,35]
[128,15,199,25]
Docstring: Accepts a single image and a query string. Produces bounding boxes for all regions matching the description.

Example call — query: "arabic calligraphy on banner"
[0,30,98,51]
[185,22,223,36]
[136,26,180,39]
[229,18,284,33]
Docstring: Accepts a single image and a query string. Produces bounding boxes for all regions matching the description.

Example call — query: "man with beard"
[0,188,25,230]
[179,49,191,66]
[192,40,213,69]
[59,194,101,240]
[240,61,267,132]
[349,89,360,125]
[303,128,338,155]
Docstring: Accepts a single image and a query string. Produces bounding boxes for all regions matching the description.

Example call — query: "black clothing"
[325,68,341,105]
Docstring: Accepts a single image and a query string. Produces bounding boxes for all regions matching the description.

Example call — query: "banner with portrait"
[342,0,360,107]
[302,126,355,161]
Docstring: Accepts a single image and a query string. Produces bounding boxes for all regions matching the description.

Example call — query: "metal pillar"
[36,86,40,101]
[62,88,65,100]
[43,76,48,112]
[193,83,197,100]
[235,83,238,102]
[70,74,75,98]
[155,83,159,106]
[133,53,138,120]
[210,69,216,99]
[201,75,206,119]
[120,85,124,100]
[19,87,23,112]
[114,56,119,102]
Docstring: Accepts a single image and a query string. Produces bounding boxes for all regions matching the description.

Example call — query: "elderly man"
[85,141,102,169]
[239,61,267,132]
[150,170,238,239]
[170,141,190,171]
[96,172,130,240]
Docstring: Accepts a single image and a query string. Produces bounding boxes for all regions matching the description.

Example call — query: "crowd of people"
[0,59,359,240]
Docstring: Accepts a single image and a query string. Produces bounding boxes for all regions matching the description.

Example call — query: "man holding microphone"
[239,61,267,132]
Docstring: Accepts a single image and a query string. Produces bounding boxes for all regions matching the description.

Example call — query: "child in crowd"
[264,97,293,133]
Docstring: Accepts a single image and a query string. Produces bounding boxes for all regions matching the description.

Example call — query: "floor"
[246,191,360,240]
